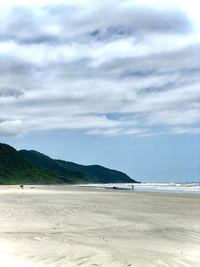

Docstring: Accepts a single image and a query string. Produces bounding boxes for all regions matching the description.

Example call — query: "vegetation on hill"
[0,144,57,184]
[0,143,137,184]
[19,150,137,183]
[19,150,87,184]
[58,161,134,183]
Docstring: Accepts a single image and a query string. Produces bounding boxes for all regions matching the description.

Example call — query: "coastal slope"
[0,144,57,184]
[19,149,135,184]
[0,143,137,184]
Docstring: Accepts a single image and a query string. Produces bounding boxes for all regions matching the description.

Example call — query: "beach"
[0,185,200,267]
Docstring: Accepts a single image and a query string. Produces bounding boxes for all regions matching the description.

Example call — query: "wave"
[80,182,200,194]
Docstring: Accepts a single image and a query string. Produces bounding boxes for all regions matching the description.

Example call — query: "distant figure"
[20,184,24,189]
[131,185,134,191]
[112,186,118,190]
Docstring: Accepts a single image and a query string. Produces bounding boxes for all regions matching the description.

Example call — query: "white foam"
[79,182,200,194]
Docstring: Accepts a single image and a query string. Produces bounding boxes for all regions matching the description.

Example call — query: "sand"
[0,185,200,267]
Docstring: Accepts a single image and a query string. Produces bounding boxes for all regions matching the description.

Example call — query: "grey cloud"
[0,88,24,98]
[87,7,191,41]
[0,4,192,45]
[0,1,199,137]
[101,43,200,75]
[0,7,59,45]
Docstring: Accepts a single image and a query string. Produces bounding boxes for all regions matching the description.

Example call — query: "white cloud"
[0,0,200,137]
[0,0,92,7]
[0,120,24,136]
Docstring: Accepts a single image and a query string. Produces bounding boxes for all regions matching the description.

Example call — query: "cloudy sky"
[0,0,200,181]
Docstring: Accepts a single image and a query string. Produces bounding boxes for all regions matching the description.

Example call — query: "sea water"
[80,182,200,194]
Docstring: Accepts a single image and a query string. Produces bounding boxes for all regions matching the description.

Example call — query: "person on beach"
[132,185,134,191]
[20,184,24,189]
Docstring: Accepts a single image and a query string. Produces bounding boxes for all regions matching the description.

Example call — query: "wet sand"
[0,185,200,267]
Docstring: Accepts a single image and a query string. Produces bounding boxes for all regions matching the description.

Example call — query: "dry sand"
[0,185,200,267]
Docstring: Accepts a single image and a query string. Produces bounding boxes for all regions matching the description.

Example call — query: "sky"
[0,0,200,182]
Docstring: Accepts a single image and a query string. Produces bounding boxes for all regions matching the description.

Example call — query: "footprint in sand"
[34,235,47,241]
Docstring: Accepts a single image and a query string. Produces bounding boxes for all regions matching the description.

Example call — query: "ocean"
[80,182,200,194]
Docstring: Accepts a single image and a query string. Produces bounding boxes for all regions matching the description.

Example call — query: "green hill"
[19,150,88,184]
[58,161,135,183]
[19,150,137,184]
[0,144,57,184]
[0,143,138,184]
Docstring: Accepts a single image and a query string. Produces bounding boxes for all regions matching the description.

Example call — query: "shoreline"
[1,183,200,195]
